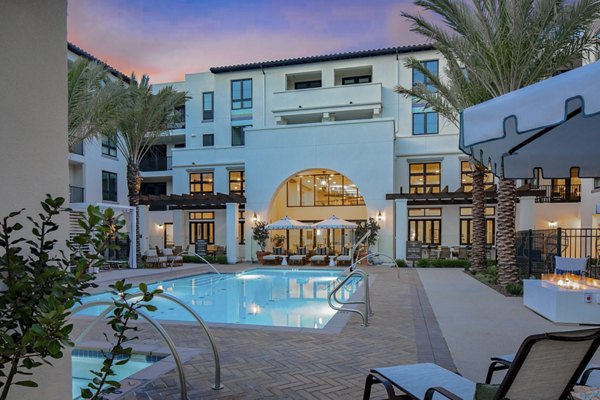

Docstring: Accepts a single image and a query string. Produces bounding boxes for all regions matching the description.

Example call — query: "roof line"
[68,42,131,84]
[209,44,435,74]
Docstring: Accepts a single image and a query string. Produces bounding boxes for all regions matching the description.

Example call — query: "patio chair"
[363,328,600,400]
[144,249,167,268]
[310,247,329,266]
[336,247,353,266]
[439,246,451,260]
[163,248,183,266]
[457,247,469,260]
[289,246,307,266]
[555,256,588,276]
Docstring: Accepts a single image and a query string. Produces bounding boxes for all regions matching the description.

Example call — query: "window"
[408,219,441,245]
[595,178,600,189]
[294,80,322,89]
[231,79,252,110]
[408,208,442,217]
[189,172,213,194]
[101,135,117,157]
[231,126,248,146]
[229,171,245,196]
[168,104,185,129]
[203,92,214,120]
[140,182,167,196]
[163,222,174,248]
[102,171,117,202]
[286,173,364,207]
[238,210,245,245]
[342,75,371,85]
[460,161,494,191]
[189,212,214,244]
[412,60,439,135]
[460,207,495,245]
[203,134,214,147]
[409,162,441,194]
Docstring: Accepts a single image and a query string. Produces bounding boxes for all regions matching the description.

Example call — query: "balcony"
[140,155,172,172]
[271,83,382,123]
[533,184,581,203]
[70,141,84,155]
[69,185,84,203]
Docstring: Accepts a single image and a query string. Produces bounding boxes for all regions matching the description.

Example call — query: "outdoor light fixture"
[156,223,164,230]
[549,220,558,228]
[377,211,384,222]
[252,213,258,222]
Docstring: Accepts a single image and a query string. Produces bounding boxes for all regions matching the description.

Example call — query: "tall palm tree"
[67,58,124,151]
[111,75,187,262]
[401,0,600,285]
[397,51,490,274]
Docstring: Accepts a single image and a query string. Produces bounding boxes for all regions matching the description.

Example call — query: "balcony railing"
[70,141,84,155]
[69,185,84,203]
[533,184,581,203]
[140,155,172,172]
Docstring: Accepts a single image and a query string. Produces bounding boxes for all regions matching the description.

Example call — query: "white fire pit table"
[524,274,600,324]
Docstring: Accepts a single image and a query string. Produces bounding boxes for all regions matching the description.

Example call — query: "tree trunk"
[127,162,142,265]
[469,161,487,274]
[497,178,519,286]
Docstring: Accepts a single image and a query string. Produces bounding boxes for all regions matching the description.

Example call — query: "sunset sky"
[67,0,431,83]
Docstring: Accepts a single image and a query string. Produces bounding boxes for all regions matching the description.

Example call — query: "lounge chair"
[363,328,600,400]
[439,246,451,260]
[263,247,285,265]
[144,249,167,268]
[336,247,353,266]
[555,256,588,276]
[163,248,183,266]
[289,246,307,266]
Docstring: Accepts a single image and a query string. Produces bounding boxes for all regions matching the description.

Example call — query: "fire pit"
[523,274,600,324]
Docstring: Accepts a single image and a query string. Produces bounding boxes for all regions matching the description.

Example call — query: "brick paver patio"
[73,265,454,399]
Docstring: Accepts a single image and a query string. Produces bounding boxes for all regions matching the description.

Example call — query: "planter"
[256,251,271,265]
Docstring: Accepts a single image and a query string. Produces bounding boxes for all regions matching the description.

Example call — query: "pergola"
[136,192,245,210]
[386,185,544,205]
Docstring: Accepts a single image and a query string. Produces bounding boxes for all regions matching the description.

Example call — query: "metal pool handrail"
[327,268,373,326]
[173,250,221,276]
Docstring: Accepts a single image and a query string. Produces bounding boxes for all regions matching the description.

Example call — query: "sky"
[67,0,432,83]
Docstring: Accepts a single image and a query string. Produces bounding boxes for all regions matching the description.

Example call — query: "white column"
[172,210,187,249]
[395,199,408,260]
[518,196,536,230]
[138,205,150,256]
[226,203,239,264]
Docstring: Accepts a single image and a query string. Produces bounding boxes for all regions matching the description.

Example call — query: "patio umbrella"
[460,60,600,179]
[266,216,312,230]
[314,216,358,255]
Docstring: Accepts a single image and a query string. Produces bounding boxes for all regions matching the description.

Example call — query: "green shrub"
[475,272,498,285]
[216,255,228,264]
[485,265,498,276]
[183,255,202,263]
[429,259,470,269]
[487,259,497,267]
[395,259,408,268]
[506,282,523,295]
[416,259,430,268]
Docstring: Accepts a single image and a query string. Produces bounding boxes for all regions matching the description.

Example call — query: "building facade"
[138,45,600,262]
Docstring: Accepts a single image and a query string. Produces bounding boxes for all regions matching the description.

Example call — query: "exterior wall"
[0,1,72,399]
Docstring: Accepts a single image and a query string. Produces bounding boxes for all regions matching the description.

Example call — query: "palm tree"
[112,75,187,262]
[401,0,600,285]
[396,50,490,274]
[67,58,124,151]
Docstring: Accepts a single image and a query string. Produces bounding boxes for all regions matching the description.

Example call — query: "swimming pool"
[71,349,162,399]
[81,268,361,328]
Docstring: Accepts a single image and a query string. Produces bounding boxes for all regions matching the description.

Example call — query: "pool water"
[71,350,161,399]
[81,268,361,328]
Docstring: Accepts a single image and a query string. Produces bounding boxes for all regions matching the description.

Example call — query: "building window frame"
[231,126,248,147]
[238,210,245,245]
[102,170,118,202]
[460,161,494,191]
[189,212,215,245]
[408,219,441,245]
[412,59,439,135]
[231,79,252,110]
[229,171,245,196]
[189,172,214,194]
[595,178,600,189]
[202,92,214,121]
[342,75,372,85]
[409,162,441,194]
[412,112,439,135]
[101,135,117,157]
[294,80,322,90]
[202,134,214,147]
[286,173,365,207]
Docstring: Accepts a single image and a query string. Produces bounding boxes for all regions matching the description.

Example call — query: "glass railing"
[70,141,84,155]
[69,185,85,203]
[139,156,172,171]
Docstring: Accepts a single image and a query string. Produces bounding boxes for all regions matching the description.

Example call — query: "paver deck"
[72,265,453,399]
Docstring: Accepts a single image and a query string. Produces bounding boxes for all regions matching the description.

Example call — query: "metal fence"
[516,228,600,278]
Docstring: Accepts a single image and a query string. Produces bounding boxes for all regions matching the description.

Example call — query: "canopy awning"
[266,216,312,230]
[460,60,600,179]
[313,215,358,229]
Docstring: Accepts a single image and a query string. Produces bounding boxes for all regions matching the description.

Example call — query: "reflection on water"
[80,269,361,329]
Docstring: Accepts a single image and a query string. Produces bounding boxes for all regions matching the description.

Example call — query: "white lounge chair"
[555,256,588,276]
[163,248,183,266]
[144,249,167,268]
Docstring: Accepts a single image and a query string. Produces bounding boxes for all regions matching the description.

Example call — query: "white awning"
[460,60,600,179]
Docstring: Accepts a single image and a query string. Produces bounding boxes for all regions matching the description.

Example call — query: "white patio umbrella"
[265,216,312,230]
[460,60,600,179]
[313,215,358,229]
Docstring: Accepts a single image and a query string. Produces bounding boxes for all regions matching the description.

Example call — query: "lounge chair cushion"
[474,383,498,400]
[555,256,587,275]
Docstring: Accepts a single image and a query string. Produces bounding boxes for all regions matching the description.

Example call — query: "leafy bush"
[485,265,498,276]
[416,259,430,268]
[487,259,497,267]
[216,255,228,264]
[182,255,216,264]
[475,272,498,285]
[429,259,470,269]
[395,259,408,268]
[506,282,524,295]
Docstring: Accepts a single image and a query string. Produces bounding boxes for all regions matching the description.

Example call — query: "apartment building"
[133,45,600,262]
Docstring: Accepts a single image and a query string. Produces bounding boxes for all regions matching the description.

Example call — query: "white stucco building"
[135,45,600,263]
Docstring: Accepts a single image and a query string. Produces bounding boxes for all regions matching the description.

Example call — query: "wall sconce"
[156,223,164,230]
[252,213,258,222]
[548,220,558,228]
[377,211,384,222]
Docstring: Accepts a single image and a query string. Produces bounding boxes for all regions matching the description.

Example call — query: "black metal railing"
[516,228,600,278]
[533,184,581,203]
[69,185,85,203]
[70,141,84,155]
[140,155,172,171]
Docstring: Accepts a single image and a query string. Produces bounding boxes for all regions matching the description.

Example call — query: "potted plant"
[271,234,286,248]
[252,221,270,264]
[355,217,381,263]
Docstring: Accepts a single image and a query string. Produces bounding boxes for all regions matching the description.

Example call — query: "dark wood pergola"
[136,192,246,210]
[386,184,545,205]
